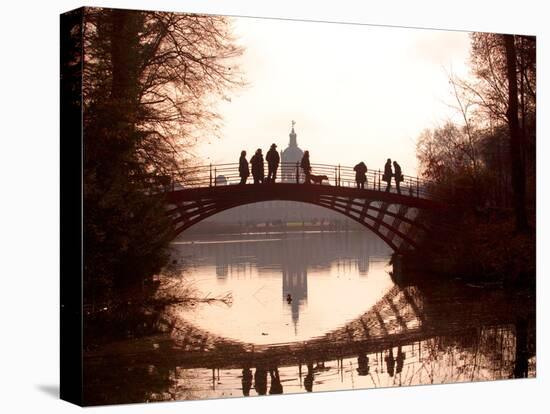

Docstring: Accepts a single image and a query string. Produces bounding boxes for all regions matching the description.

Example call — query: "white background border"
[0,0,546,412]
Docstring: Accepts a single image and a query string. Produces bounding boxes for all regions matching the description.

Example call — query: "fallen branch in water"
[84,292,233,317]
[150,291,234,307]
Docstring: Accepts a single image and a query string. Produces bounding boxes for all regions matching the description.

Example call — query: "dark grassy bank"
[398,208,535,289]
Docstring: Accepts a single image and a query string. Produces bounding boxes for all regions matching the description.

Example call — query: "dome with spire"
[281,121,304,182]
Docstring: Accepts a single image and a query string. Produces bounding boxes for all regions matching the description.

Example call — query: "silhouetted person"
[357,353,370,376]
[396,346,405,374]
[300,150,311,184]
[239,150,249,185]
[385,347,395,377]
[383,158,393,192]
[354,162,367,189]
[269,367,283,394]
[250,148,264,184]
[393,161,403,194]
[254,366,268,395]
[286,293,292,303]
[304,362,314,392]
[242,367,253,396]
[266,143,280,183]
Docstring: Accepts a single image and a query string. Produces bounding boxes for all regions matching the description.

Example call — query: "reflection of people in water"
[396,346,405,374]
[357,353,370,376]
[513,317,529,378]
[385,347,396,377]
[304,362,314,392]
[242,367,253,396]
[269,367,283,394]
[254,366,268,395]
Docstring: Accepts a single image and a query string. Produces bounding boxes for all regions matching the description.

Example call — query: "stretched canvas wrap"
[60,6,536,406]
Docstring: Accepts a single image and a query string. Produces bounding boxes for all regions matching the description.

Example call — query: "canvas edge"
[60,6,84,407]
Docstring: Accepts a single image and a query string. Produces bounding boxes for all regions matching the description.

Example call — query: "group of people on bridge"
[239,145,405,194]
[383,158,404,194]
[352,158,404,193]
[238,145,317,185]
[239,143,281,185]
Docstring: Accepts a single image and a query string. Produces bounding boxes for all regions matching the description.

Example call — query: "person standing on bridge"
[239,150,249,184]
[300,150,312,184]
[354,161,368,189]
[383,158,393,192]
[266,143,280,183]
[250,148,264,184]
[393,161,403,194]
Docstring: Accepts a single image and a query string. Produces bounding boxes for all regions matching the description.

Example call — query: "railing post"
[209,163,213,187]
[338,164,341,187]
[295,162,299,184]
[214,167,217,186]
[416,177,419,197]
[334,167,337,186]
[378,169,381,191]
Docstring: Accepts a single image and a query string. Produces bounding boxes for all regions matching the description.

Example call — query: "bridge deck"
[166,183,443,210]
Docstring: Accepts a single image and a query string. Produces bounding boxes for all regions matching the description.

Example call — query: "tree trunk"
[503,34,528,231]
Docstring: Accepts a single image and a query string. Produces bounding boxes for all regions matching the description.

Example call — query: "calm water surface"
[84,231,536,405]
[172,231,393,344]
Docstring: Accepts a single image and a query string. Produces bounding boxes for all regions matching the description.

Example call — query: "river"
[84,230,536,405]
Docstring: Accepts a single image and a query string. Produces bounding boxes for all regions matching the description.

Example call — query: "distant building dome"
[281,121,304,182]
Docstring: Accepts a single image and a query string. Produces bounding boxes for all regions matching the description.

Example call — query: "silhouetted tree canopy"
[79,7,244,302]
[83,8,244,177]
[417,33,535,221]
[409,33,535,281]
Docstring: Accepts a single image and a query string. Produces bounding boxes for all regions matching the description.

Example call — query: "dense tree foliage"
[417,34,535,218]
[408,33,535,283]
[81,8,243,303]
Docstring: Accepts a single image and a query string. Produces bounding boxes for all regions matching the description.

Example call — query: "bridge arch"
[165,183,441,253]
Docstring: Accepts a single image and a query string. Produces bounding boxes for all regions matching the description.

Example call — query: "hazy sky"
[193,17,472,177]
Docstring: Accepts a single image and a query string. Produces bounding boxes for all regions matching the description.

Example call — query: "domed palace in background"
[280,120,304,182]
[194,120,356,230]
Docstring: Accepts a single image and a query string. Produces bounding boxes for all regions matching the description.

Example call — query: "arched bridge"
[162,162,443,253]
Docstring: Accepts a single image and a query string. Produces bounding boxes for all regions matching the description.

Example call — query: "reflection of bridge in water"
[84,277,535,404]
[88,278,535,371]
[159,281,534,370]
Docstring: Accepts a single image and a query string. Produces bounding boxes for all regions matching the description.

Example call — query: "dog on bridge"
[307,173,329,185]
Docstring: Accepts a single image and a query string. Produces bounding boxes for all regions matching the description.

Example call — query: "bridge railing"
[165,162,435,199]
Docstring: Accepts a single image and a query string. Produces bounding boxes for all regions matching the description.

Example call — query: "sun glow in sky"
[193,16,472,177]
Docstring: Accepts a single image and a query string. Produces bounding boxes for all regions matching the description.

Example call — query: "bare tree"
[503,34,528,231]
[81,7,245,299]
[441,33,535,224]
[83,8,245,179]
